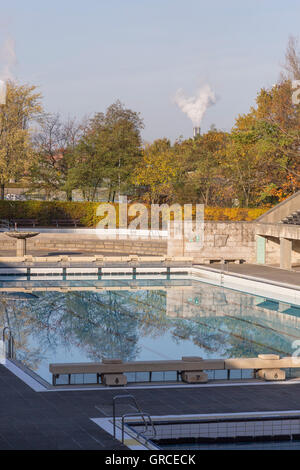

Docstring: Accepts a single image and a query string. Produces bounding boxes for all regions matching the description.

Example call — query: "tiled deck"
[197,263,300,289]
[2,365,300,449]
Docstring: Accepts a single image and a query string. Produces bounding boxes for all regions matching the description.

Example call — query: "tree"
[232,79,300,203]
[282,35,300,80]
[132,138,178,203]
[0,81,42,199]
[173,130,229,205]
[69,101,144,201]
[30,113,85,200]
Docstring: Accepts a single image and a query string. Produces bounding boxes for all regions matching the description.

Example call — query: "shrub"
[0,201,269,227]
[204,207,267,221]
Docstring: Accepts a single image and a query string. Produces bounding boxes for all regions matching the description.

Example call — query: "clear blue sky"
[1,0,299,141]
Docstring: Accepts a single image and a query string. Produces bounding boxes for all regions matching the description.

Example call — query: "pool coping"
[194,264,300,291]
[5,358,300,393]
[91,409,300,450]
[191,266,300,305]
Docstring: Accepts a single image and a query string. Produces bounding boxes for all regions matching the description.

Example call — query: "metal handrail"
[2,327,11,343]
[135,414,157,441]
[121,412,156,444]
[112,394,147,438]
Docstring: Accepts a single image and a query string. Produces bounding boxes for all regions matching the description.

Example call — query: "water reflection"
[0,280,300,383]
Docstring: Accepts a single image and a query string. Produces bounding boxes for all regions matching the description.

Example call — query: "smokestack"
[0,80,6,105]
[193,127,201,138]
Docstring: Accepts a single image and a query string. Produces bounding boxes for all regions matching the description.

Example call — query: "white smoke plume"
[0,80,6,105]
[0,37,16,80]
[0,37,16,104]
[174,85,216,126]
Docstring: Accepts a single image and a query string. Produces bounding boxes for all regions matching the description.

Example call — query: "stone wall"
[168,221,256,263]
[2,221,299,266]
[0,223,257,262]
[265,237,300,266]
[0,232,167,256]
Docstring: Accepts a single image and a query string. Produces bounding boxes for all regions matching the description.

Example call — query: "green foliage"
[68,100,144,201]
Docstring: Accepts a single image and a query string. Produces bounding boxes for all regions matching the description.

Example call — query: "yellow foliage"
[203,207,267,221]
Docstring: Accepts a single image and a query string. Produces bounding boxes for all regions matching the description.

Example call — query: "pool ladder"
[112,394,156,445]
[2,327,15,359]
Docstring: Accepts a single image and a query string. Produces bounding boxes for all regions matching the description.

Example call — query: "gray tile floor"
[2,365,300,449]
[197,263,300,288]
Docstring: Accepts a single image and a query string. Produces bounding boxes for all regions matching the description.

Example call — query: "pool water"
[1,278,300,384]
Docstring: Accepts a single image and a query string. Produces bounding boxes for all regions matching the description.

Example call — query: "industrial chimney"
[193,127,201,138]
[0,80,6,105]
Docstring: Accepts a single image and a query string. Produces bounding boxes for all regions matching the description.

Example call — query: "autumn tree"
[69,101,144,201]
[232,80,300,203]
[0,81,42,199]
[132,138,178,203]
[173,130,229,205]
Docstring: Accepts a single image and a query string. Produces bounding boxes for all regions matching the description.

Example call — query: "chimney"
[0,80,7,105]
[193,127,201,138]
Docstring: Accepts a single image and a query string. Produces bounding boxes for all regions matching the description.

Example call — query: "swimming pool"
[124,414,300,450]
[1,277,300,384]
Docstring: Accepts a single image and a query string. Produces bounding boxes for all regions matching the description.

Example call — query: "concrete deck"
[2,365,300,449]
[197,263,300,289]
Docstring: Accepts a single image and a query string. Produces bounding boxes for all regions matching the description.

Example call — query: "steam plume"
[174,85,216,126]
[0,37,16,104]
[0,37,16,80]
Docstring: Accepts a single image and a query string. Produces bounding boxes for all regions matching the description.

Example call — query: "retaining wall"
[0,232,168,256]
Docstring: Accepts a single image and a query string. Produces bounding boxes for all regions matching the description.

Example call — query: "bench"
[50,357,222,386]
[12,218,38,228]
[52,219,80,228]
[203,258,245,265]
[49,354,293,386]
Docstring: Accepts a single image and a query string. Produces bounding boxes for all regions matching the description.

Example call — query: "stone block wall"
[168,221,256,263]
[265,237,300,266]
[0,232,168,256]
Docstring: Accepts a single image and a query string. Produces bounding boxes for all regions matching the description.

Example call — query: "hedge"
[0,201,100,227]
[0,201,268,227]
[204,207,267,221]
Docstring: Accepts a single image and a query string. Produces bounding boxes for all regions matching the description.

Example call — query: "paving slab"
[197,263,300,289]
[2,365,300,449]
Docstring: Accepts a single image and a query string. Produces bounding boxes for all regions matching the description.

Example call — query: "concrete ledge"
[50,355,298,386]
[0,255,193,266]
[225,357,296,369]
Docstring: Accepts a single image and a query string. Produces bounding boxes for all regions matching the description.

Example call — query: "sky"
[0,0,299,142]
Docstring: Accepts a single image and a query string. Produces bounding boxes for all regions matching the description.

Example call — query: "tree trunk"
[66,189,72,201]
[0,184,4,200]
